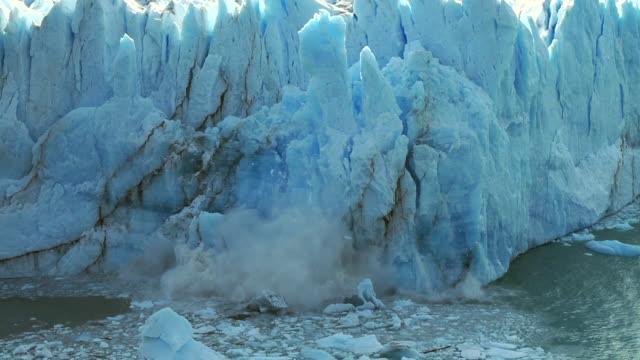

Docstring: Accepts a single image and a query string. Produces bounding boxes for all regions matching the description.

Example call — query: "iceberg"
[1,0,640,298]
[585,240,640,257]
[316,333,383,355]
[139,307,226,360]
[247,290,289,314]
[356,279,385,309]
[300,348,337,360]
[609,222,634,232]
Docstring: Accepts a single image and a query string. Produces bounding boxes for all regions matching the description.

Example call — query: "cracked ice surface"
[2,0,640,298]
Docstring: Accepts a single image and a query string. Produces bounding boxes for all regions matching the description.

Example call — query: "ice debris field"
[0,276,559,360]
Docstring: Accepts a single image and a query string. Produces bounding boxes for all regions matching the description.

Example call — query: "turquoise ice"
[1,0,640,298]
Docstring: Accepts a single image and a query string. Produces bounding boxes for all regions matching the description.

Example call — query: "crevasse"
[1,0,640,298]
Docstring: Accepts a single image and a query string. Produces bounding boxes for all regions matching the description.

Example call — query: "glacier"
[1,0,640,300]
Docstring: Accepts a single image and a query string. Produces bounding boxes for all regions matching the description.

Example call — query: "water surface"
[494,225,640,358]
[0,296,130,338]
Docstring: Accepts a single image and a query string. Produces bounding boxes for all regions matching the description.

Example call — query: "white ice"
[316,333,383,355]
[139,307,226,360]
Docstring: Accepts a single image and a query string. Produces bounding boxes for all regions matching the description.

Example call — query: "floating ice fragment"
[610,222,634,232]
[317,333,383,355]
[339,313,360,328]
[356,309,375,318]
[139,307,226,360]
[391,299,413,312]
[486,342,517,350]
[193,325,217,334]
[485,347,527,358]
[377,341,422,360]
[226,349,252,357]
[75,333,93,342]
[132,300,155,309]
[35,346,53,358]
[585,240,640,257]
[13,344,35,354]
[140,308,193,352]
[194,307,218,320]
[300,348,337,360]
[217,322,246,336]
[248,290,288,314]
[390,313,402,330]
[411,313,433,321]
[460,348,483,359]
[356,279,384,310]
[323,303,355,314]
[363,321,383,329]
[505,335,521,343]
[570,232,595,242]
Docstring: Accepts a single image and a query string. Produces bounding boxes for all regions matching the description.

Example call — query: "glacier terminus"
[1,0,640,307]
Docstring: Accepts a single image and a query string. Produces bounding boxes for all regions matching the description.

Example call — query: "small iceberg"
[585,240,640,257]
[317,333,383,355]
[377,341,423,359]
[139,307,226,360]
[247,290,288,314]
[610,222,634,232]
[356,279,385,310]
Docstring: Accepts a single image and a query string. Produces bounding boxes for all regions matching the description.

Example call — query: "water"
[0,296,130,339]
[494,225,640,358]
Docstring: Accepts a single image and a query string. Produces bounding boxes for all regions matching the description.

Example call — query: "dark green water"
[494,226,640,358]
[0,296,130,338]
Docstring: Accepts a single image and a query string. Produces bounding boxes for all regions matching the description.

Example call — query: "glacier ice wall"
[1,0,640,297]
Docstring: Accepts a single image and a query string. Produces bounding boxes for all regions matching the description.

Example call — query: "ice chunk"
[356,279,385,309]
[139,307,226,360]
[226,349,252,357]
[300,348,337,360]
[570,232,595,242]
[217,322,246,337]
[193,325,216,334]
[139,308,193,352]
[485,347,527,359]
[339,313,360,328]
[248,290,288,314]
[610,222,634,232]
[486,342,518,350]
[391,299,413,312]
[323,303,355,315]
[194,307,218,320]
[363,321,383,329]
[317,333,383,355]
[390,313,402,330]
[377,341,422,360]
[13,344,35,354]
[460,349,483,359]
[585,240,640,257]
[132,301,155,309]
